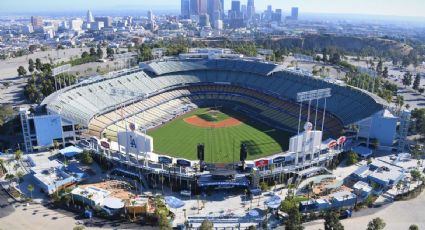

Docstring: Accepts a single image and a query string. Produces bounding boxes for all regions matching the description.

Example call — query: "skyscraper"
[199,0,208,14]
[86,10,94,23]
[291,7,299,20]
[181,0,191,18]
[247,0,255,20]
[220,0,224,16]
[190,0,200,15]
[231,0,241,14]
[207,0,221,22]
[31,16,43,28]
[147,10,154,21]
[273,9,282,22]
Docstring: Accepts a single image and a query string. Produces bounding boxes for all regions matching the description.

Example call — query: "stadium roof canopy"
[42,59,387,128]
[141,59,285,76]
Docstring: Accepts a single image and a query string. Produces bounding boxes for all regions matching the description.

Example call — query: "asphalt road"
[0,188,16,218]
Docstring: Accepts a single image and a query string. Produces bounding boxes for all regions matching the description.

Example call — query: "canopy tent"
[59,146,83,158]
[164,196,185,209]
[352,146,373,158]
[104,197,125,209]
[265,195,282,209]
[248,209,260,217]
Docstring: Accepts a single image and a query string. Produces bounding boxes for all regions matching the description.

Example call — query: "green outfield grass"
[147,108,292,163]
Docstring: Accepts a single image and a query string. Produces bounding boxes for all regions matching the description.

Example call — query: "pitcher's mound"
[184,116,242,128]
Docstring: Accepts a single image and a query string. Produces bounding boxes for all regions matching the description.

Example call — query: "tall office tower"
[264,5,273,21]
[291,7,299,20]
[147,10,154,21]
[86,10,94,23]
[272,9,282,22]
[207,0,221,22]
[247,0,255,20]
[199,14,211,27]
[190,0,200,15]
[31,16,44,28]
[231,0,241,14]
[181,0,191,18]
[220,0,224,17]
[199,0,208,14]
[241,4,247,18]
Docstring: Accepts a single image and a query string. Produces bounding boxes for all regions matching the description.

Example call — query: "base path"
[184,116,242,128]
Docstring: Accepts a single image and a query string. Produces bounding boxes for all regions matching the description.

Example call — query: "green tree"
[259,181,269,191]
[27,184,34,199]
[285,207,303,230]
[248,226,257,230]
[73,226,85,230]
[79,150,93,165]
[281,198,298,213]
[200,219,214,230]
[396,95,404,110]
[35,58,42,71]
[409,224,419,230]
[324,211,344,230]
[16,171,24,182]
[0,104,14,127]
[413,73,421,90]
[410,170,421,181]
[81,51,89,59]
[28,59,35,73]
[382,67,389,78]
[97,47,104,59]
[411,108,425,136]
[346,151,359,166]
[367,218,386,230]
[17,66,27,76]
[402,72,413,88]
[376,59,383,76]
[331,52,341,64]
[15,150,23,161]
[106,47,115,58]
[89,47,97,56]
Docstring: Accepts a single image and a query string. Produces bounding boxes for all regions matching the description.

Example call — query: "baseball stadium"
[42,58,386,165]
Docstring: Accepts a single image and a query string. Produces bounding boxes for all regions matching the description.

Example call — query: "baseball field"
[147,108,291,163]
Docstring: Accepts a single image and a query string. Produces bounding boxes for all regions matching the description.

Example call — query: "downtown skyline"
[1,0,425,19]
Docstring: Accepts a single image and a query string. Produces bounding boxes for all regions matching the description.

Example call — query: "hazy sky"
[2,0,425,18]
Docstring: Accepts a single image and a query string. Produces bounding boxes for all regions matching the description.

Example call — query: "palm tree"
[27,184,34,199]
[183,208,187,221]
[159,176,165,195]
[0,159,4,175]
[80,191,85,207]
[396,182,402,195]
[87,194,93,209]
[307,181,314,199]
[131,200,137,219]
[201,199,207,209]
[15,150,23,161]
[196,195,200,213]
